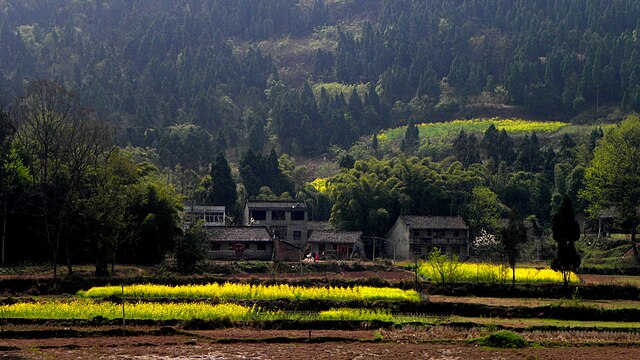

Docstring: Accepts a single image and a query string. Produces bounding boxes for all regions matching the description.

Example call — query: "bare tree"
[12,80,111,277]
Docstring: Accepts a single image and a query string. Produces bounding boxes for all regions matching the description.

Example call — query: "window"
[319,244,326,252]
[413,230,420,237]
[211,243,221,251]
[293,231,302,241]
[257,243,267,251]
[251,210,266,221]
[427,230,432,236]
[453,230,460,237]
[272,210,286,221]
[272,226,287,239]
[291,210,305,221]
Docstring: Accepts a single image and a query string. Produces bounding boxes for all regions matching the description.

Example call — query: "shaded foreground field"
[2,326,640,360]
[3,264,640,359]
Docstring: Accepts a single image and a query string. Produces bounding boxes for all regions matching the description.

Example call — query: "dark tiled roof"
[246,201,307,209]
[205,226,273,242]
[308,230,362,244]
[401,215,468,230]
[307,221,336,231]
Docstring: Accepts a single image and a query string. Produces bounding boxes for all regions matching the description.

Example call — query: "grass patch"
[470,330,528,348]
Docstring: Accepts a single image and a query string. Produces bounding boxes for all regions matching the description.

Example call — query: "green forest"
[0,0,639,274]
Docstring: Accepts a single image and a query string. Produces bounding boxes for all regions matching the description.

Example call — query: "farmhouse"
[205,226,274,260]
[385,215,469,260]
[308,230,363,259]
[244,201,308,244]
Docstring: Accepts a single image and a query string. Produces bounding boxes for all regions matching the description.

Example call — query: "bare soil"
[429,294,640,309]
[2,327,640,360]
[580,274,640,287]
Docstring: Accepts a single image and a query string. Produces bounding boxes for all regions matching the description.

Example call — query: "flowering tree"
[472,229,500,262]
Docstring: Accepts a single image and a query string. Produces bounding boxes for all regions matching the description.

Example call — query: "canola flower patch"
[78,283,420,302]
[310,177,330,192]
[0,300,403,323]
[0,300,253,321]
[318,308,394,321]
[419,263,579,284]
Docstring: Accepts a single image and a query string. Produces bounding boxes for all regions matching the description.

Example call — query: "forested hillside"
[2,0,640,162]
[1,0,640,272]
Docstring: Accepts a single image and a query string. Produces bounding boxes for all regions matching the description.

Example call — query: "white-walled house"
[385,215,469,260]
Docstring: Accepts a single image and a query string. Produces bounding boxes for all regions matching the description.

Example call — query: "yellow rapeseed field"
[0,300,253,321]
[419,262,579,284]
[77,283,420,302]
[318,308,393,321]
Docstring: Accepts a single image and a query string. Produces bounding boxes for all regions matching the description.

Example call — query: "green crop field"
[379,118,569,144]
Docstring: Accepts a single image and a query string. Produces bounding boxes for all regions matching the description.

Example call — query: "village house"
[244,201,308,261]
[307,221,364,260]
[205,226,274,260]
[385,215,469,260]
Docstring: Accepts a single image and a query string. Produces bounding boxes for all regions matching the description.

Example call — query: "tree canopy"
[582,114,640,259]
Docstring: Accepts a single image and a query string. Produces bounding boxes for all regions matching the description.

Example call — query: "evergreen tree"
[208,152,237,209]
[500,211,527,286]
[401,119,420,153]
[551,196,581,292]
[482,124,500,164]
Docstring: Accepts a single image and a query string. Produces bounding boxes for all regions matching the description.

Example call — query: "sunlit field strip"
[380,118,568,143]
[0,300,253,321]
[77,283,420,302]
[0,301,402,322]
[4,302,639,330]
[419,263,579,284]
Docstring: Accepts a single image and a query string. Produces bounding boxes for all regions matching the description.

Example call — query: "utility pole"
[372,237,375,260]
[413,247,421,292]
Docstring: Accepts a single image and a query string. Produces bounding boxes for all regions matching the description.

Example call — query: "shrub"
[471,330,528,348]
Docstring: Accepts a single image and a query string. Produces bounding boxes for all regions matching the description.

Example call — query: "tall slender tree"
[208,152,237,210]
[551,196,581,292]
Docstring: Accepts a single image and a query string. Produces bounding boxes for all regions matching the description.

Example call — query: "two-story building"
[243,201,308,244]
[385,215,469,260]
[244,201,308,261]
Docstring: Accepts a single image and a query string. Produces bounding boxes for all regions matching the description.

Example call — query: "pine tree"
[402,119,419,153]
[208,152,237,209]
